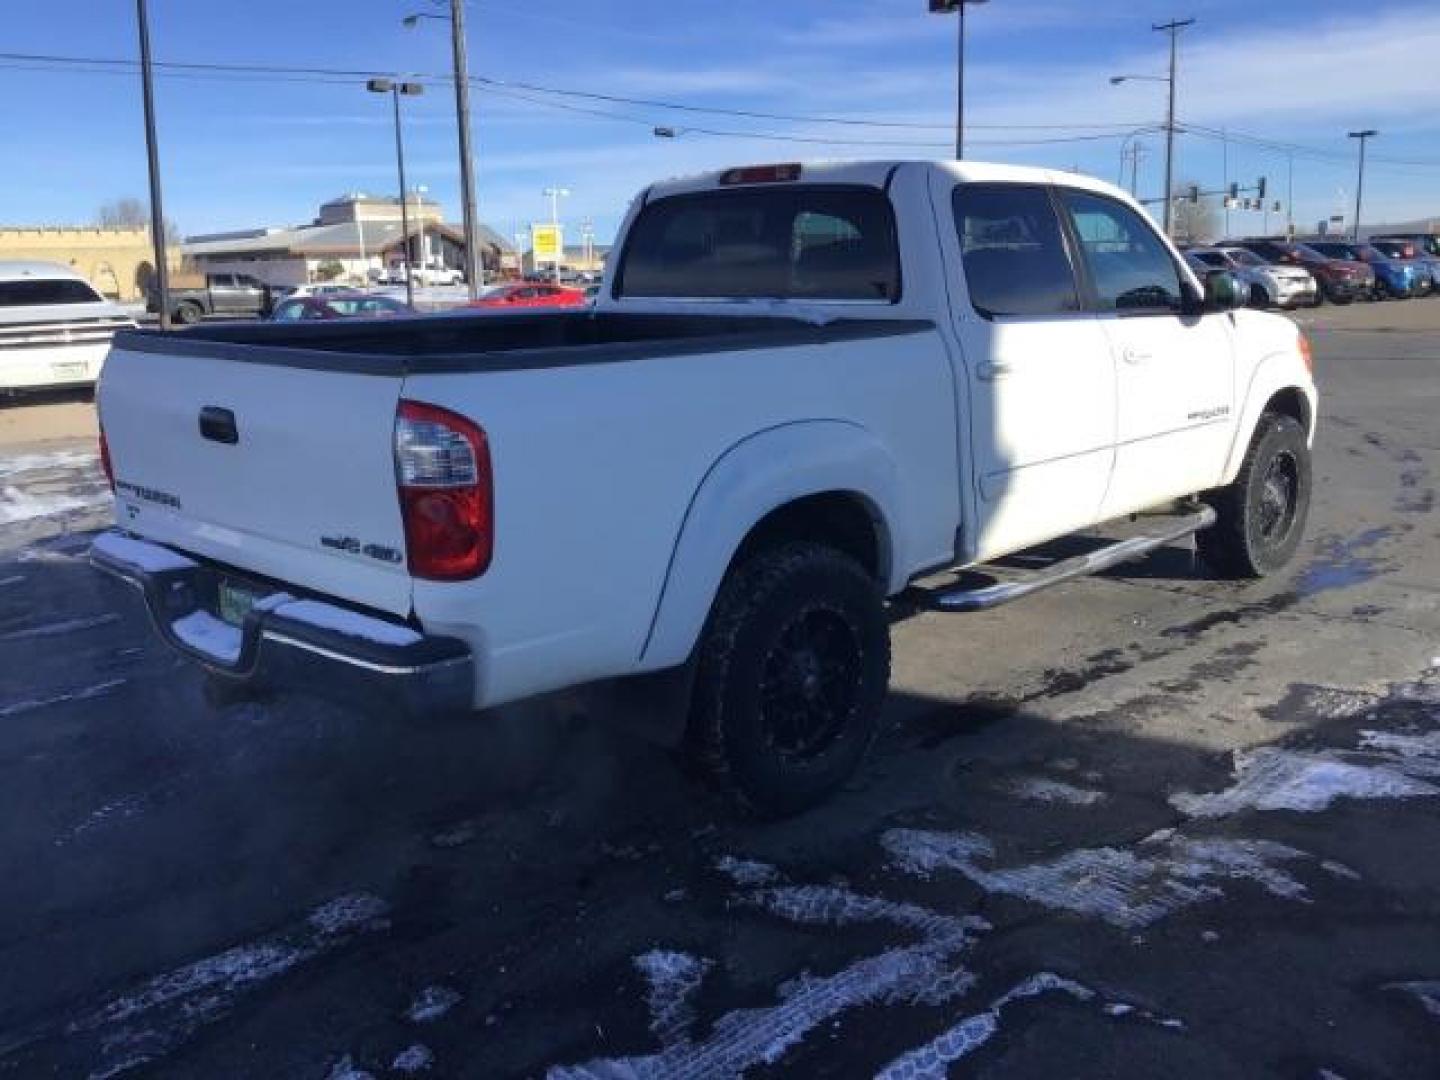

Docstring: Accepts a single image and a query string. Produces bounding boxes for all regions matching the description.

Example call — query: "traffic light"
[1188,185,1200,204]
[929,0,962,11]
[1257,176,1267,200]
[1228,182,1239,200]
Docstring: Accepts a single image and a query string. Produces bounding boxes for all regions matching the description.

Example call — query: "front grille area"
[0,316,134,350]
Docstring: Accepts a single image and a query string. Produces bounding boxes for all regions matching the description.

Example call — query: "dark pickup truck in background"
[148,272,274,324]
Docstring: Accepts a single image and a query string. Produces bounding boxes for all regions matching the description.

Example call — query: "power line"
[0,49,1151,132]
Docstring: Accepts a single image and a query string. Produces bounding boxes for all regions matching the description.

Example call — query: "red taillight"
[719,163,802,185]
[1297,333,1313,375]
[98,426,115,492]
[394,400,492,580]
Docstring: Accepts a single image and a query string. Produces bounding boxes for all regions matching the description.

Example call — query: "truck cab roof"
[642,159,1132,203]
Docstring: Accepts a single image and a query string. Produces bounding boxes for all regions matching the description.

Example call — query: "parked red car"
[467,283,587,309]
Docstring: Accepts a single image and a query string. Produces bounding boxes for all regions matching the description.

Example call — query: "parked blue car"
[1368,238,1440,297]
[1306,240,1421,299]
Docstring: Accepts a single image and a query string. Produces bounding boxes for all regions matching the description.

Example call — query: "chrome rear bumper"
[90,530,473,715]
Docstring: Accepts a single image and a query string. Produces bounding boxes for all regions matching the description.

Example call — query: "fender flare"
[639,420,903,670]
[1220,350,1317,485]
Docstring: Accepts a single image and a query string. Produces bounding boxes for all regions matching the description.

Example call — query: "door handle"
[1121,347,1153,365]
[977,361,1014,380]
[199,406,239,445]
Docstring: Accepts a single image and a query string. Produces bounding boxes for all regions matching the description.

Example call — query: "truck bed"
[112,310,930,374]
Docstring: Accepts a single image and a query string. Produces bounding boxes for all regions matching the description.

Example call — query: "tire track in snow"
[0,893,390,1079]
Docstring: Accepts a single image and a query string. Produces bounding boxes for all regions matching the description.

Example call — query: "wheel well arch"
[1263,386,1311,436]
[731,491,889,584]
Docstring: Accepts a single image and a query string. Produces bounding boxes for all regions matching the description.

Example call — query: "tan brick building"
[0,226,179,300]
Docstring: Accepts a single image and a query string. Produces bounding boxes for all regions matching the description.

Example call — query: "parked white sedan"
[0,261,136,393]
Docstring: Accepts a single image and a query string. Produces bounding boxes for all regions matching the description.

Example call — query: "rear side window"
[617,186,899,301]
[952,184,1080,317]
[1060,190,1184,313]
[0,278,104,306]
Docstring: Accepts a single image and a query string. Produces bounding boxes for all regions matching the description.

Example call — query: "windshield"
[1225,249,1265,268]
[1305,242,1358,260]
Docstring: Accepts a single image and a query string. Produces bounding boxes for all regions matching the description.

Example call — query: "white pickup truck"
[91,161,1316,815]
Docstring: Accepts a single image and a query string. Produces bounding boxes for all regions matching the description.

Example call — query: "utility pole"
[134,0,171,330]
[929,0,989,160]
[1348,129,1377,241]
[1155,18,1195,237]
[403,5,482,296]
[449,0,482,297]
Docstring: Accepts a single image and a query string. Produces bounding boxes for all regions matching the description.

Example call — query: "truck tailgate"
[99,342,412,616]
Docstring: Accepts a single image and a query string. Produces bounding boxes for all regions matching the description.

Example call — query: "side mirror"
[1203,269,1246,311]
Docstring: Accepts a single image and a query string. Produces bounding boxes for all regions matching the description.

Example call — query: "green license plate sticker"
[217,580,262,627]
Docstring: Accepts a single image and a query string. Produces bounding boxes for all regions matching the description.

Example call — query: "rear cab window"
[616,185,900,302]
[0,279,105,307]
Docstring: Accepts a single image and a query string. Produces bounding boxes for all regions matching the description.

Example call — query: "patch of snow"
[1320,860,1362,881]
[0,677,125,719]
[634,951,713,1047]
[170,611,243,664]
[391,1044,434,1073]
[431,820,479,848]
[0,613,119,641]
[54,792,151,847]
[1007,776,1106,806]
[272,599,421,647]
[90,531,196,574]
[1357,730,1440,773]
[1171,746,1440,818]
[326,1054,375,1080]
[549,884,988,1079]
[0,449,98,479]
[1385,980,1440,1019]
[64,892,389,1078]
[875,973,1097,1080]
[407,985,462,1024]
[714,855,780,886]
[0,484,109,525]
[882,828,1319,928]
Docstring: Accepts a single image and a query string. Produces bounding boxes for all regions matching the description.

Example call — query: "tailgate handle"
[199,406,239,445]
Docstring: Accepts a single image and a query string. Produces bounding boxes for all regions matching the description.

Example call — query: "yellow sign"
[531,223,563,261]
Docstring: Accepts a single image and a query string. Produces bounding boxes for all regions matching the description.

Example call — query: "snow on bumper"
[89,529,473,715]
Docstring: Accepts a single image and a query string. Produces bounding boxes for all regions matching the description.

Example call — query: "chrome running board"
[928,506,1217,613]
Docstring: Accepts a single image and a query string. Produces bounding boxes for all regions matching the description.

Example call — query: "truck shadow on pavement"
[0,539,1438,1078]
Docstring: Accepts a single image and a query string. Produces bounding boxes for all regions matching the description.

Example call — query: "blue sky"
[2,0,1437,244]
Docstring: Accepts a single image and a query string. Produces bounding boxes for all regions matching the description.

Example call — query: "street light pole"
[543,186,569,284]
[134,0,171,330]
[930,0,989,160]
[367,78,424,308]
[1348,129,1377,241]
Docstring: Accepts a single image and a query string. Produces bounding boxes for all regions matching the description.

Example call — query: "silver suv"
[1185,246,1318,309]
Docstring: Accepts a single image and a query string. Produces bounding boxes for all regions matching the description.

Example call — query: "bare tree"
[1169,181,1220,245]
[96,197,180,240]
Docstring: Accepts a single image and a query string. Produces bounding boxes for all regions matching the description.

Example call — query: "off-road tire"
[1197,413,1311,578]
[688,542,890,818]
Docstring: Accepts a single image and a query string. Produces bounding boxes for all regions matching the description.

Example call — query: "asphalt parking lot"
[0,299,1437,1078]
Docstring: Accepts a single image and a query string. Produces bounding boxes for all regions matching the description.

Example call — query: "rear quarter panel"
[405,327,959,707]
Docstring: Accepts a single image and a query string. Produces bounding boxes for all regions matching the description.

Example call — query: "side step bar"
[927,506,1217,613]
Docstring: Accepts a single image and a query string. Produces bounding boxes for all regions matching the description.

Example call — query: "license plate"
[217,579,263,627]
[50,360,87,378]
